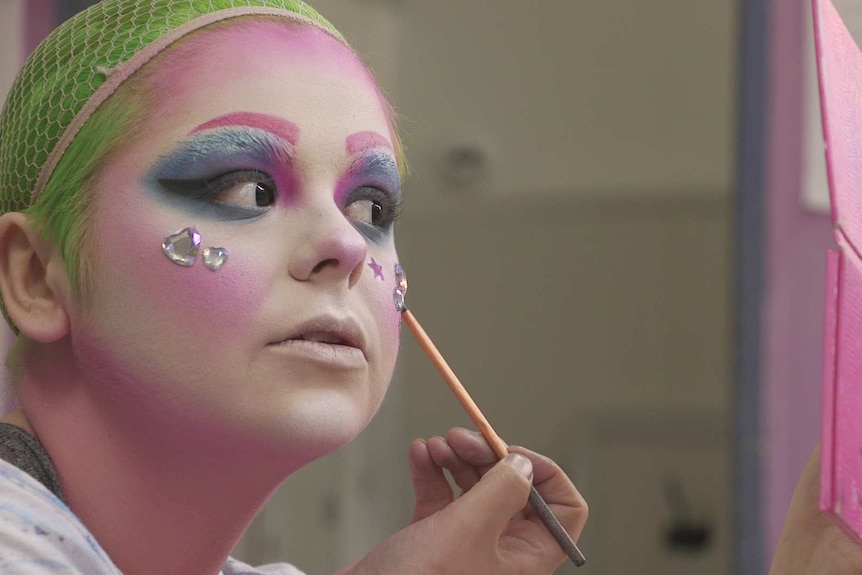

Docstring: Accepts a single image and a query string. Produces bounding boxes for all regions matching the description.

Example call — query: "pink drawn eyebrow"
[346,131,393,155]
[190,112,300,145]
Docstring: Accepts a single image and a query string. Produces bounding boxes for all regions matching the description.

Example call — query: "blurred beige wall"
[395,1,737,206]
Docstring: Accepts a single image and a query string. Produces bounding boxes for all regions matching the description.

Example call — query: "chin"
[247,387,380,462]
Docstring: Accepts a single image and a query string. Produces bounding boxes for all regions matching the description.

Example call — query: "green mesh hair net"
[0,0,343,214]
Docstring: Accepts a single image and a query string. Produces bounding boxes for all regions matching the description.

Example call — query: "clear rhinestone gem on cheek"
[394,288,406,312]
[393,264,408,312]
[162,227,201,267]
[202,247,229,271]
[395,264,408,292]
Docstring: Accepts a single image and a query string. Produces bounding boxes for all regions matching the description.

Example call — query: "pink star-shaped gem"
[368,258,384,280]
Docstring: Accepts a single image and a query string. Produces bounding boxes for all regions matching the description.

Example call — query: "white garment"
[0,458,306,575]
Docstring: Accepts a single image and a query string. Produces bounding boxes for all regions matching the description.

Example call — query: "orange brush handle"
[401,310,508,460]
[401,308,587,567]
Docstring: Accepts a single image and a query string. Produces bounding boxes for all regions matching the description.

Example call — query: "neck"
[13,340,306,575]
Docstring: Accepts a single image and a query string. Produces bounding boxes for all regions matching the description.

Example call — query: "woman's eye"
[209,174,276,209]
[345,198,385,227]
[212,181,275,208]
[342,187,402,238]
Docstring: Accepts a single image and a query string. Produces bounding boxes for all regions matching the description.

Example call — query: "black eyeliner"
[145,128,291,220]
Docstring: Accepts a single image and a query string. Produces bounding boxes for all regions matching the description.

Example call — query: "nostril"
[312,258,338,274]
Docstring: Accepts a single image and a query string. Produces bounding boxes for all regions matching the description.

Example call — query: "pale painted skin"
[12,20,403,575]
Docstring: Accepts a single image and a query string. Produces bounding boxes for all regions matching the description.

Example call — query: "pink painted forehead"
[190,112,300,144]
[347,131,392,155]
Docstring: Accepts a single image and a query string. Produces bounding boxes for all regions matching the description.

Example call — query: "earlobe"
[0,212,70,342]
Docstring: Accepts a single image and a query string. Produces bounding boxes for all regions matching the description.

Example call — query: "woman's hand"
[335,427,587,575]
[769,445,862,575]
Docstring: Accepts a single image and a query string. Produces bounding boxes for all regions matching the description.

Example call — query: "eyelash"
[205,170,276,212]
[344,186,403,233]
[160,170,403,235]
[159,169,274,220]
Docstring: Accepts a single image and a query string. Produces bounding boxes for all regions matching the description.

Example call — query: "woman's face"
[74,20,402,459]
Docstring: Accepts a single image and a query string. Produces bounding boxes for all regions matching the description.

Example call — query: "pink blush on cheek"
[376,299,402,370]
[367,258,402,341]
[141,244,264,334]
[97,202,266,335]
[383,294,401,337]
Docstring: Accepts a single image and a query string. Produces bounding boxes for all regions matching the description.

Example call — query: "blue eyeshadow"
[342,150,403,244]
[349,151,401,195]
[147,129,293,182]
[143,128,293,219]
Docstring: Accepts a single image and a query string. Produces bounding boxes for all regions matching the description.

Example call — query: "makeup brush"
[393,265,586,568]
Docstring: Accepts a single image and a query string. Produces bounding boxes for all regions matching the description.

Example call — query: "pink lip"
[272,315,367,355]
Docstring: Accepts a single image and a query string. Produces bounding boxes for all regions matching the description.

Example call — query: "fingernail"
[504,453,533,481]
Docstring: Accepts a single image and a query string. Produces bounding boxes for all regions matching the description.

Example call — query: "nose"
[288,203,368,287]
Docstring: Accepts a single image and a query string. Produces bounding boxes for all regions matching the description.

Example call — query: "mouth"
[269,316,367,367]
[288,331,359,351]
[294,332,351,345]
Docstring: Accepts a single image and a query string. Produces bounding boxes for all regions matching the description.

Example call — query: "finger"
[509,446,581,503]
[770,444,862,575]
[427,435,483,493]
[792,444,821,517]
[508,445,588,540]
[444,453,534,535]
[446,427,499,469]
[407,438,454,523]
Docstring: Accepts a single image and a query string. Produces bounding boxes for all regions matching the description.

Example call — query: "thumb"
[448,453,533,533]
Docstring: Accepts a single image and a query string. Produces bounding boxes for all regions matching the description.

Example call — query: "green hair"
[0,0,405,328]
[23,84,146,298]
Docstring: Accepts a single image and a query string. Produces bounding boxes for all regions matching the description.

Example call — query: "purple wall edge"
[763,0,833,559]
[25,0,54,57]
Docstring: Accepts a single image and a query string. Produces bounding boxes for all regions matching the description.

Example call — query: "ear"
[0,212,70,342]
